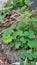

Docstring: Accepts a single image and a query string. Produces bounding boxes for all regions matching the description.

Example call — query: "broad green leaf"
[28,29,35,39]
[20,61,24,65]
[24,0,31,5]
[0,17,5,24]
[18,22,25,27]
[26,63,30,65]
[12,30,23,38]
[28,40,37,48]
[27,53,33,60]
[23,31,29,36]
[15,42,21,49]
[26,62,36,65]
[32,17,37,26]
[24,29,35,39]
[20,37,26,43]
[21,6,27,10]
[11,24,17,29]
[3,35,12,43]
[21,42,27,48]
[31,17,37,22]
[17,30,23,36]
[20,50,37,60]
[21,11,32,17]
[33,51,37,59]
[28,17,37,26]
[20,37,27,48]
[27,50,33,60]
[12,32,18,39]
[20,51,27,59]
[17,22,25,29]
[24,25,30,31]
[31,62,36,65]
[2,28,13,37]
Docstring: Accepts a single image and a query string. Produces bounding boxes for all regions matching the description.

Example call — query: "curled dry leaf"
[0,52,10,65]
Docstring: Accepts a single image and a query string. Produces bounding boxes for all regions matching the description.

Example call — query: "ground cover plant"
[0,0,37,65]
[0,0,33,18]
